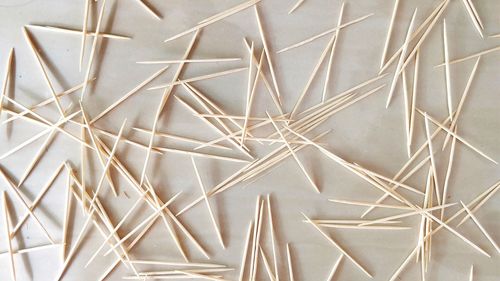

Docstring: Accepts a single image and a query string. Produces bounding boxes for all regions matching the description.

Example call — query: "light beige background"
[0,0,499,280]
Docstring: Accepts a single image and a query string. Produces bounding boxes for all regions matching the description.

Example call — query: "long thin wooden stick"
[11,163,64,237]
[302,213,372,278]
[288,0,305,14]
[255,5,282,102]
[241,43,257,145]
[277,14,373,54]
[133,127,230,150]
[290,31,337,119]
[0,168,55,244]
[135,0,161,20]
[137,58,241,64]
[267,112,319,192]
[0,48,13,117]
[238,221,254,281]
[424,112,442,205]
[419,110,498,164]
[460,201,500,254]
[386,9,418,108]
[80,0,107,100]
[259,247,277,281]
[164,0,261,42]
[408,49,419,153]
[23,27,65,117]
[322,2,345,103]
[286,243,295,281]
[26,25,130,40]
[380,0,400,69]
[326,255,343,281]
[2,192,16,281]
[79,0,90,71]
[192,157,225,248]
[140,30,199,187]
[441,127,456,220]
[443,19,453,122]
[90,66,168,124]
[148,67,247,90]
[267,195,279,281]
[61,172,72,261]
[442,57,480,149]
[461,0,484,38]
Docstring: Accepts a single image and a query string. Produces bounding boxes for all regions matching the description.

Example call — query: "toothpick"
[137,58,241,64]
[129,260,225,268]
[242,45,284,116]
[424,112,442,205]
[302,213,372,278]
[318,224,410,230]
[140,30,199,187]
[192,157,225,248]
[442,57,480,150]
[61,172,72,261]
[0,244,61,256]
[90,66,168,124]
[402,70,411,157]
[0,168,55,244]
[135,0,161,20]
[461,0,484,38]
[255,6,282,103]
[457,182,500,227]
[322,2,345,103]
[144,176,188,262]
[174,94,254,159]
[380,0,448,74]
[408,49,419,152]
[309,219,402,224]
[183,81,262,144]
[443,19,453,122]
[386,9,418,108]
[2,79,93,125]
[79,0,90,71]
[469,265,474,281]
[467,0,483,29]
[460,201,500,254]
[241,46,262,146]
[11,164,64,237]
[419,110,498,164]
[164,0,261,42]
[26,24,131,40]
[0,48,13,117]
[259,247,277,281]
[267,112,319,192]
[277,14,373,54]
[148,67,247,90]
[103,193,181,256]
[248,197,262,281]
[22,27,65,117]
[267,195,279,281]
[290,31,337,119]
[288,0,305,14]
[154,146,249,163]
[80,0,107,100]
[2,192,16,281]
[238,221,254,281]
[286,244,295,281]
[397,0,450,74]
[380,0,400,69]
[359,204,455,227]
[16,103,75,187]
[440,126,457,220]
[196,114,289,122]
[329,199,413,210]
[326,255,343,281]
[132,127,230,150]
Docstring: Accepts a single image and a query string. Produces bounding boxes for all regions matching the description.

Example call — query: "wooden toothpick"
[460,201,500,254]
[380,0,400,69]
[2,192,16,281]
[0,48,13,117]
[192,157,225,249]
